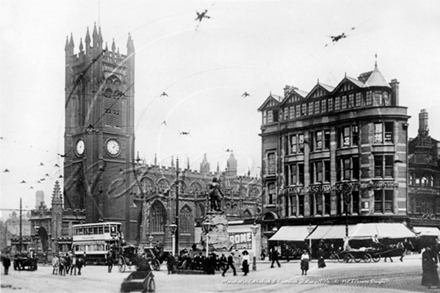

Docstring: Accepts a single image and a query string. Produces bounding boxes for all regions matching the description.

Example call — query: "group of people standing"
[52,252,85,276]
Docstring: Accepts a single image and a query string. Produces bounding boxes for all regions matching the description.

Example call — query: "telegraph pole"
[19,198,22,252]
[175,158,179,255]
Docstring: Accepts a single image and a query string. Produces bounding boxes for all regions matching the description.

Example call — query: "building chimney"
[419,109,429,136]
[390,79,399,106]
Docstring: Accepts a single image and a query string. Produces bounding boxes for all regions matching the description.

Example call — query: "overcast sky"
[1,0,439,216]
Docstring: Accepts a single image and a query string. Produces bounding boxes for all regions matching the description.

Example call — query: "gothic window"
[150,201,166,233]
[179,205,193,234]
[157,179,170,194]
[104,89,113,125]
[190,182,202,195]
[140,177,154,195]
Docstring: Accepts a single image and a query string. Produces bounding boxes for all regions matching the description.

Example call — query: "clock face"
[76,139,85,155]
[106,139,120,156]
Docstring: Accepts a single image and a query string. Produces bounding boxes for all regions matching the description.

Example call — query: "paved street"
[1,254,437,293]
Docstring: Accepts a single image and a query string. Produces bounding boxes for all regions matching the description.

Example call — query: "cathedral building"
[258,63,410,239]
[134,153,262,251]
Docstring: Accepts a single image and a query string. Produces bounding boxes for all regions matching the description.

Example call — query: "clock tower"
[64,24,138,241]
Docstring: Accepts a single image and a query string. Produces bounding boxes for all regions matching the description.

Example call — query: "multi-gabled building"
[258,63,410,245]
[407,109,440,228]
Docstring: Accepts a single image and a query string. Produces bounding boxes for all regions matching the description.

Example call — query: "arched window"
[157,179,170,194]
[150,201,166,233]
[179,205,193,234]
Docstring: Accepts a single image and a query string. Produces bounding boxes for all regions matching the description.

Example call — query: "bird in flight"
[195,10,210,22]
[180,131,190,136]
[242,92,250,98]
[195,9,211,30]
[325,27,355,47]
[226,149,233,153]
[40,162,44,166]
[161,120,167,126]
[160,92,168,97]
[20,180,26,183]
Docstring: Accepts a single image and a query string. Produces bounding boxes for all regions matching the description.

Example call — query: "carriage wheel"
[118,256,126,273]
[329,253,339,263]
[344,253,354,263]
[354,257,361,263]
[363,253,372,263]
[372,255,381,262]
[142,277,156,293]
[152,259,161,271]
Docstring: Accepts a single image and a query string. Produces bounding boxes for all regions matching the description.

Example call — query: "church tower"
[63,24,137,241]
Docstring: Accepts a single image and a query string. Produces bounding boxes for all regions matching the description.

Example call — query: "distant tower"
[225,152,237,177]
[35,190,44,208]
[51,181,63,253]
[200,154,210,175]
[63,24,137,241]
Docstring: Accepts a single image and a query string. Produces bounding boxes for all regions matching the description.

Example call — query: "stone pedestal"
[201,211,232,252]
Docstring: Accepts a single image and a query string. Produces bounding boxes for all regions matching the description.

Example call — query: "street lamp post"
[168,223,177,257]
[250,221,259,271]
[175,158,180,256]
[202,221,211,258]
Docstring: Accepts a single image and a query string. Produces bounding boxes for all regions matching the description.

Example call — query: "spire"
[375,53,378,68]
[171,156,174,168]
[99,26,103,43]
[93,22,98,38]
[112,38,116,53]
[79,38,84,52]
[154,154,157,165]
[69,33,74,48]
[127,33,135,53]
[187,157,190,170]
[85,27,91,44]
[65,36,69,51]
[105,42,108,51]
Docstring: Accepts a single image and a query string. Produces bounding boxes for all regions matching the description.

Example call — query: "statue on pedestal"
[208,177,224,212]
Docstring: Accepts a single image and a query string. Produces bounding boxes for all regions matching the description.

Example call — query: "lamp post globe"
[168,223,177,257]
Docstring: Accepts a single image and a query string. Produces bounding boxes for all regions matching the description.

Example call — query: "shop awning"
[349,223,416,239]
[413,226,440,237]
[269,225,315,241]
[306,225,357,240]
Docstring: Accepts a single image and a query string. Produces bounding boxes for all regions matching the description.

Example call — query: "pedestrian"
[65,253,71,274]
[270,247,281,268]
[222,252,237,277]
[83,252,87,267]
[422,246,440,289]
[52,254,59,275]
[77,257,84,275]
[317,247,326,268]
[59,255,65,276]
[70,256,77,275]
[106,251,114,273]
[167,254,176,275]
[300,249,310,275]
[242,250,249,276]
[2,254,11,275]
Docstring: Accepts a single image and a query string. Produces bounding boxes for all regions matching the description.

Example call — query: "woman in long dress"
[300,250,310,275]
[421,246,440,289]
[242,250,249,276]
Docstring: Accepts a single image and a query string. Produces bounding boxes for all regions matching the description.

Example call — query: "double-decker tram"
[71,222,122,264]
